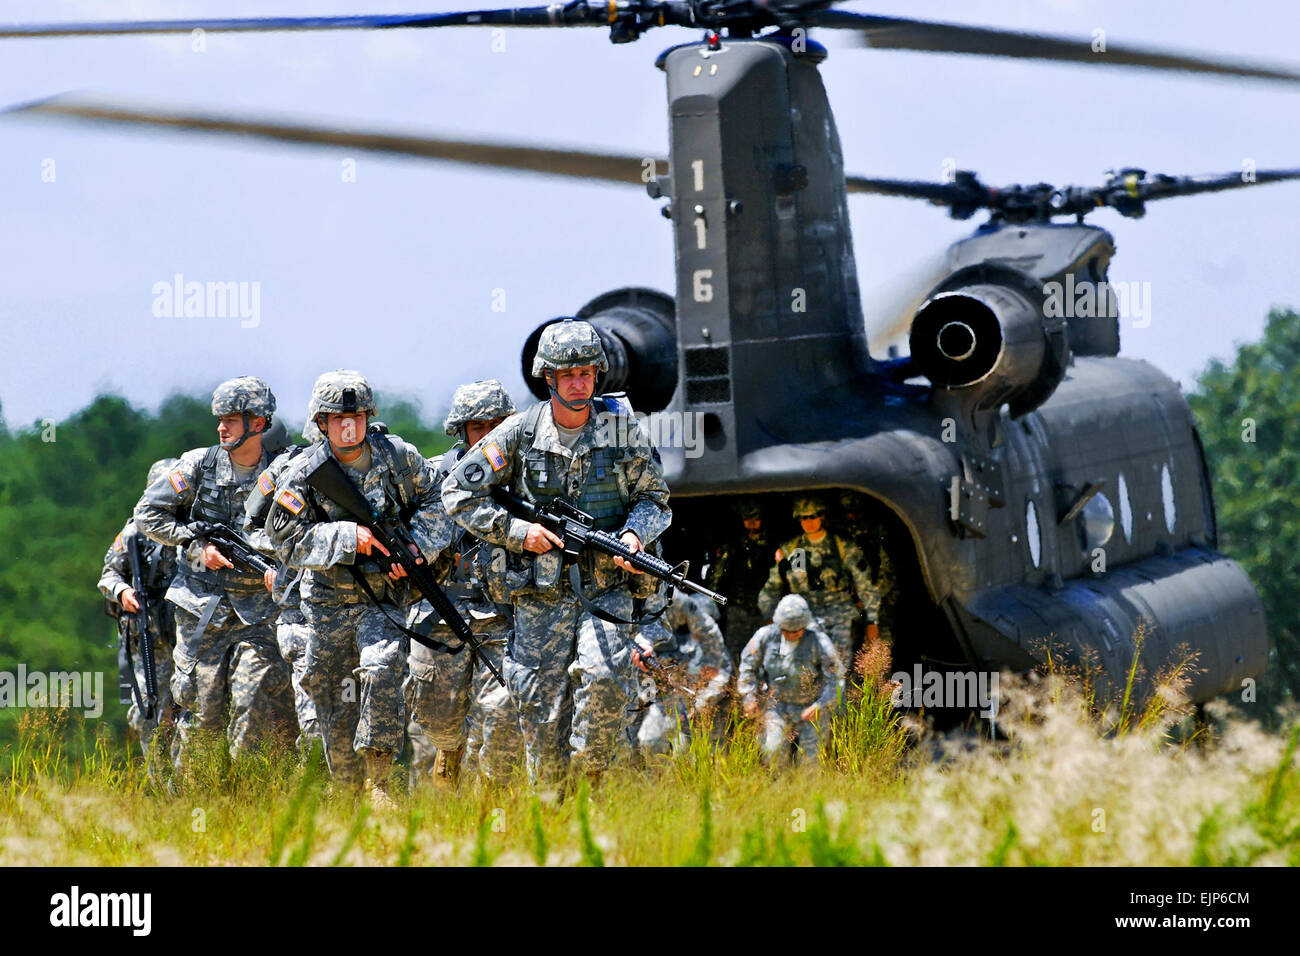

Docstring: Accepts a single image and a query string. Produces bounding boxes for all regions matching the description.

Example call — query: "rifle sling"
[566,563,671,629]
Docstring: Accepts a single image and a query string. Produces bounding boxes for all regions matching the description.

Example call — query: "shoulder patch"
[257,470,276,496]
[113,533,124,552]
[483,442,507,471]
[464,462,485,485]
[169,471,189,494]
[277,490,305,515]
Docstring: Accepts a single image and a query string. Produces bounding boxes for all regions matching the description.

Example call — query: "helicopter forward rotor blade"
[0,6,613,39]
[844,175,978,204]
[7,97,658,185]
[1129,168,1300,201]
[816,11,1300,85]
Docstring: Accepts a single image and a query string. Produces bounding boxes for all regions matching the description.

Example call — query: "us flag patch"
[113,534,124,552]
[257,471,275,496]
[169,471,189,494]
[277,490,305,515]
[484,442,507,471]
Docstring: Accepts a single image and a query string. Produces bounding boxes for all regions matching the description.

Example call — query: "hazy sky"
[2,0,1297,429]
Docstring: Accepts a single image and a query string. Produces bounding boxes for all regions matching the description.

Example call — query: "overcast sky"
[2,0,1297,429]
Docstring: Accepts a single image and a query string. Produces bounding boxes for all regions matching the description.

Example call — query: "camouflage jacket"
[266,433,453,608]
[737,623,843,709]
[441,399,671,594]
[98,518,177,605]
[134,445,279,625]
[757,532,878,620]
[639,591,733,709]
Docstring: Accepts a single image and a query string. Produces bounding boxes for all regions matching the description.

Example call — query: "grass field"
[2,670,1297,867]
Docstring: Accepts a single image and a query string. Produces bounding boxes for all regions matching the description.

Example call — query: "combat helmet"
[734,499,763,521]
[773,594,813,632]
[444,379,516,438]
[146,457,180,487]
[792,495,826,519]
[211,376,276,450]
[531,318,608,412]
[308,370,376,451]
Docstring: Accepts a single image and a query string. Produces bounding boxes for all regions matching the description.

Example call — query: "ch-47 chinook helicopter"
[7,3,1300,708]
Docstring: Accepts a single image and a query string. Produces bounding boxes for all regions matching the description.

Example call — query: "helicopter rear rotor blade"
[6,97,659,185]
[815,10,1300,85]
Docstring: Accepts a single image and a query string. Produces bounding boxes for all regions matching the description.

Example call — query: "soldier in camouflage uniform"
[406,379,523,787]
[266,371,453,808]
[242,421,321,750]
[99,458,180,758]
[634,591,732,757]
[738,594,843,765]
[134,378,296,766]
[706,499,773,666]
[758,495,878,673]
[838,490,897,667]
[442,319,672,785]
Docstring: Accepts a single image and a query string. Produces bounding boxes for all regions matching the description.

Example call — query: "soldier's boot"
[431,744,465,791]
[363,752,399,811]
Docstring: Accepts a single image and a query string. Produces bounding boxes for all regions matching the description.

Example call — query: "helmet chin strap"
[220,412,265,451]
[545,370,596,412]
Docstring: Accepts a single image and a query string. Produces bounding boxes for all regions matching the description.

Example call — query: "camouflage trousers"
[806,594,859,675]
[722,606,767,669]
[123,607,176,759]
[169,602,295,764]
[505,587,639,783]
[405,615,523,783]
[276,609,316,747]
[301,601,408,783]
[759,701,826,765]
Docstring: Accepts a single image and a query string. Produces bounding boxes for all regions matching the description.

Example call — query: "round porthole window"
[1116,473,1134,543]
[1161,464,1176,535]
[1081,492,1114,550]
[1026,499,1041,568]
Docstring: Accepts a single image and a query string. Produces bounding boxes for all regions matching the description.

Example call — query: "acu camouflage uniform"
[706,500,773,665]
[134,379,295,762]
[267,373,454,783]
[243,432,319,749]
[442,320,672,783]
[838,491,898,650]
[634,591,732,757]
[738,595,843,765]
[757,497,879,671]
[98,491,178,757]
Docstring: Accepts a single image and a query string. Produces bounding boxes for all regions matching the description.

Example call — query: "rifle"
[122,533,158,721]
[489,488,728,607]
[190,521,278,577]
[303,455,505,688]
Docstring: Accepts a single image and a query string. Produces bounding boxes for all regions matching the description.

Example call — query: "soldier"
[738,594,843,765]
[634,590,732,757]
[406,379,523,787]
[242,421,320,752]
[757,495,878,673]
[706,499,773,666]
[838,490,897,675]
[134,377,295,767]
[99,458,180,759]
[266,370,453,808]
[442,318,672,786]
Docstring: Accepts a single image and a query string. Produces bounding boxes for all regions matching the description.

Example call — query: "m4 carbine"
[489,488,727,607]
[304,455,505,688]
[190,521,277,577]
[121,533,158,720]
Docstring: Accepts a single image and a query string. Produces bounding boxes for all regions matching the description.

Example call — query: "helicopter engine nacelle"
[909,277,1069,417]
[521,287,678,413]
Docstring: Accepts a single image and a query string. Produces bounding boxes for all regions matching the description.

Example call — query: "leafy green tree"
[1188,307,1300,709]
